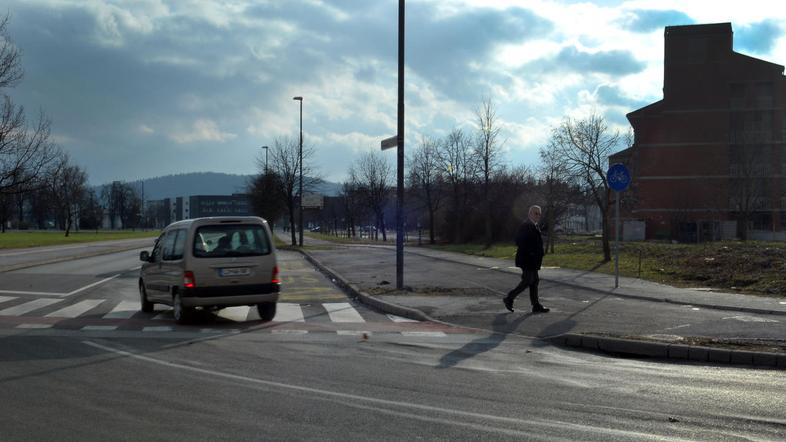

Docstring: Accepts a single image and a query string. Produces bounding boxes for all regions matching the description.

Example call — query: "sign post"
[607,163,631,289]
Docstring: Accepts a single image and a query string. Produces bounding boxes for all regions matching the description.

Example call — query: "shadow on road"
[436,312,531,369]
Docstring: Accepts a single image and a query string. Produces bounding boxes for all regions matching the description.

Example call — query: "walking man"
[503,205,550,313]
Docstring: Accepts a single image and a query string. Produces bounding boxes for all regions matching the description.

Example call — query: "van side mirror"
[139,251,150,262]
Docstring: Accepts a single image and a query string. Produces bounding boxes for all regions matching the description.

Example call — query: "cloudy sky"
[4,0,786,186]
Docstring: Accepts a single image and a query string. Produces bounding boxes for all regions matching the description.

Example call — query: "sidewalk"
[286,231,786,368]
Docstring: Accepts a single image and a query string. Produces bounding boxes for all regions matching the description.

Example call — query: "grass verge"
[0,230,160,249]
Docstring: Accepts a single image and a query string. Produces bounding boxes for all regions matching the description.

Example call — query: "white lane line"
[0,298,61,316]
[16,323,53,329]
[103,301,140,319]
[271,329,308,335]
[217,306,251,322]
[143,326,173,332]
[82,325,118,331]
[82,341,558,438]
[66,274,122,296]
[387,314,419,323]
[722,315,779,323]
[0,295,17,304]
[323,302,365,323]
[45,299,105,318]
[0,289,67,297]
[401,331,447,337]
[274,303,305,322]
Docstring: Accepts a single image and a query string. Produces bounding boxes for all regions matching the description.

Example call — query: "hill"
[118,172,341,201]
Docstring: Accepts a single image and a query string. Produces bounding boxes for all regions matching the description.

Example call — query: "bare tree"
[0,15,59,198]
[46,154,88,236]
[475,97,503,246]
[352,151,393,241]
[538,142,575,254]
[550,114,622,261]
[408,135,444,244]
[340,179,363,238]
[269,136,316,245]
[437,128,477,242]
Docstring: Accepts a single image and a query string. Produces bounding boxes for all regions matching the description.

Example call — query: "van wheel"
[257,302,276,321]
[173,292,191,324]
[139,282,153,313]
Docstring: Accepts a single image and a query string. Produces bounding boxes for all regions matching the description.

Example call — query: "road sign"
[381,135,398,150]
[607,163,631,192]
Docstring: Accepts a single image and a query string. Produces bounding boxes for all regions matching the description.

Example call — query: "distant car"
[309,226,321,232]
[138,216,280,323]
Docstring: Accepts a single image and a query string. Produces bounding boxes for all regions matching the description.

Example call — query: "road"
[0,246,784,440]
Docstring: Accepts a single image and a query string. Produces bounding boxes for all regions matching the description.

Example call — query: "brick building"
[612,23,786,241]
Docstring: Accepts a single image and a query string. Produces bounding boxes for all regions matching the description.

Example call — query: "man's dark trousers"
[506,268,540,306]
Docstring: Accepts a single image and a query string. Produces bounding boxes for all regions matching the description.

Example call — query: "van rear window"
[193,224,271,258]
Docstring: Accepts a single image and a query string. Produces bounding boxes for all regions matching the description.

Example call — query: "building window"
[755,82,773,108]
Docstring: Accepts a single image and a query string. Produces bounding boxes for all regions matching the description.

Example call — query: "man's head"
[528,205,542,224]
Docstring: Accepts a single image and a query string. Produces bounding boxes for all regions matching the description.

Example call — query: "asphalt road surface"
[0,247,784,440]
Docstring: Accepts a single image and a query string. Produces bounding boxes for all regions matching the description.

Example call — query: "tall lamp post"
[260,145,268,172]
[293,96,303,247]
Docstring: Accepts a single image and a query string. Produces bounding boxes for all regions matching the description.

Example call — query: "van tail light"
[271,266,281,284]
[184,271,196,289]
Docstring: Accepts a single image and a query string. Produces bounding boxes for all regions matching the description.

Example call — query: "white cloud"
[169,119,237,144]
[138,124,154,134]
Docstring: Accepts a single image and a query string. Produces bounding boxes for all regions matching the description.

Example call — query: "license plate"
[219,267,250,277]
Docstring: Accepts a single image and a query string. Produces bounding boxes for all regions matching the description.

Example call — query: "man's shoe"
[532,305,550,313]
[503,297,514,312]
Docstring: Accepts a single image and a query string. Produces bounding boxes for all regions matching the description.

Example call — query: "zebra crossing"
[0,295,451,336]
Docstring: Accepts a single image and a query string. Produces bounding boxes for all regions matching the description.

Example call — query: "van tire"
[173,292,191,324]
[139,281,154,313]
[257,302,276,321]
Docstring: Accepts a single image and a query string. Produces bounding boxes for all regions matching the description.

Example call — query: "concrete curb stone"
[0,244,148,273]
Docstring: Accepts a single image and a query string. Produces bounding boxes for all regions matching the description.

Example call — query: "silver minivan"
[139,216,280,323]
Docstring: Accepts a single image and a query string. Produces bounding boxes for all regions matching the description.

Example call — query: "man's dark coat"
[514,219,543,270]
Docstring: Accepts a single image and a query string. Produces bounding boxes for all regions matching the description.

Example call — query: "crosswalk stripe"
[0,295,17,304]
[323,302,365,323]
[103,301,140,319]
[401,331,446,337]
[82,325,118,331]
[143,326,172,332]
[46,299,105,318]
[271,329,308,334]
[16,323,53,329]
[217,306,250,322]
[274,303,305,322]
[387,314,419,323]
[0,298,61,316]
[336,330,371,336]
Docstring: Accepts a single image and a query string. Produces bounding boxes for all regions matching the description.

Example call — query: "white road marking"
[143,326,173,332]
[274,303,305,322]
[217,306,251,322]
[0,298,61,316]
[0,295,17,304]
[45,299,105,318]
[82,325,118,331]
[401,331,447,337]
[84,341,585,438]
[271,329,308,334]
[16,323,52,329]
[663,324,691,331]
[323,302,365,323]
[0,289,67,297]
[387,314,419,323]
[337,330,371,336]
[103,301,140,319]
[722,315,779,323]
[66,274,121,296]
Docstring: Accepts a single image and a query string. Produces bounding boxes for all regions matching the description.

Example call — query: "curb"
[548,333,786,369]
[297,246,786,369]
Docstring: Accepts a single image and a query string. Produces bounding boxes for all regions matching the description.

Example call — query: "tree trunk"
[428,208,436,244]
[288,204,296,246]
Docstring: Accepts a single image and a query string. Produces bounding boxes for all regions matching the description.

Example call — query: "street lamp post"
[293,96,303,247]
[261,145,268,172]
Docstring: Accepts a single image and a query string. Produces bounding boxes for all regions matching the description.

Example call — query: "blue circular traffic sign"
[607,163,631,192]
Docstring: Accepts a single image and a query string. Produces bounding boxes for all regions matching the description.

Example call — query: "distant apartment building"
[612,23,786,241]
[145,194,251,227]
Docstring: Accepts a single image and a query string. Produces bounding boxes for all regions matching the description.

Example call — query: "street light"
[293,96,303,247]
[260,145,268,172]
